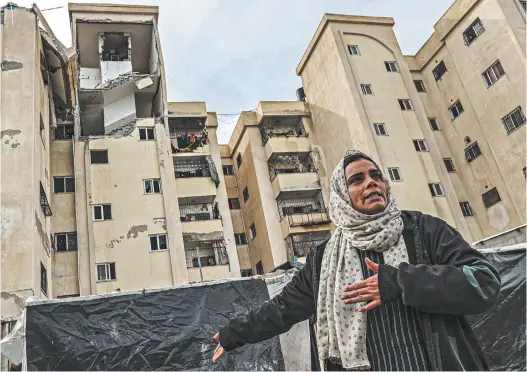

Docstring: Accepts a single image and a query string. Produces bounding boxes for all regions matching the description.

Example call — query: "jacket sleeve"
[219,255,316,351]
[378,214,501,315]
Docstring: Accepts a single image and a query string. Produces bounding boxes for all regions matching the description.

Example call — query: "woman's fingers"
[213,345,225,364]
[359,299,382,312]
[343,293,376,304]
[340,287,370,300]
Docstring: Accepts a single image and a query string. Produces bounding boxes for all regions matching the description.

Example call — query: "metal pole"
[196,243,204,282]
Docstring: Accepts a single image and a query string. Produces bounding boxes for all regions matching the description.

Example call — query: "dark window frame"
[223,165,234,175]
[482,60,505,87]
[360,84,373,95]
[234,233,247,245]
[463,18,485,45]
[96,262,116,281]
[228,198,241,210]
[243,187,249,203]
[374,123,388,136]
[93,204,112,221]
[138,127,155,140]
[385,61,398,72]
[459,201,474,217]
[55,232,78,252]
[347,45,361,56]
[236,153,242,168]
[143,179,162,194]
[449,101,464,120]
[414,80,426,92]
[432,61,448,81]
[149,234,168,251]
[428,183,445,197]
[482,188,502,208]
[428,118,440,131]
[53,176,75,193]
[465,142,482,162]
[388,167,402,181]
[398,99,413,110]
[40,262,48,296]
[443,158,457,172]
[502,106,526,134]
[90,150,109,164]
[250,223,257,240]
[413,140,429,152]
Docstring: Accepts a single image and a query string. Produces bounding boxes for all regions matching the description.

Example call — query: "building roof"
[68,2,159,22]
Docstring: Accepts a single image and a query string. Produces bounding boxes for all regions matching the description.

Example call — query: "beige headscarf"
[316,150,409,369]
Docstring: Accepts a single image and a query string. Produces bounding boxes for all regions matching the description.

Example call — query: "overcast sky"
[16,0,454,143]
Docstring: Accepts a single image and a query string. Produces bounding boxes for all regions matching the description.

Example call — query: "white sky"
[14,0,454,143]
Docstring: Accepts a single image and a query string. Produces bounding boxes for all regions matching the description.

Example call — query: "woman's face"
[344,159,388,215]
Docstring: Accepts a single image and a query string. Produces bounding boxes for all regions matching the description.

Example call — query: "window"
[234,233,247,245]
[385,61,398,72]
[523,167,527,181]
[256,260,264,275]
[55,232,77,252]
[361,84,373,95]
[40,263,47,296]
[249,223,257,240]
[143,179,161,194]
[347,45,360,55]
[428,118,440,131]
[138,127,155,140]
[463,18,485,45]
[413,140,428,152]
[40,182,52,217]
[449,101,464,120]
[54,124,74,140]
[54,176,75,193]
[459,202,474,217]
[428,183,444,197]
[40,114,45,145]
[388,168,402,181]
[228,198,241,210]
[443,158,456,172]
[414,80,426,92]
[243,187,249,202]
[521,0,527,12]
[223,165,234,175]
[240,268,253,277]
[374,123,388,136]
[93,204,112,221]
[96,263,116,281]
[482,61,505,87]
[236,153,242,168]
[90,150,108,164]
[502,106,526,134]
[482,188,501,208]
[398,99,413,110]
[465,142,482,162]
[149,234,168,251]
[432,61,447,80]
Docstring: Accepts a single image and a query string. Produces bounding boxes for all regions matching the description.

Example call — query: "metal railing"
[260,121,308,145]
[285,209,330,227]
[180,202,220,222]
[185,242,229,268]
[288,239,324,257]
[174,162,211,178]
[269,163,317,181]
[40,183,52,217]
[54,124,74,140]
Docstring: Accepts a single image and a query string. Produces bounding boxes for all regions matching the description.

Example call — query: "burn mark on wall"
[1,60,23,71]
[34,211,50,256]
[126,224,147,239]
[1,129,21,148]
[153,217,166,230]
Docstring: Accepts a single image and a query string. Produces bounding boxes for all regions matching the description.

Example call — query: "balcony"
[286,232,332,259]
[277,193,331,238]
[179,198,223,234]
[174,157,219,198]
[269,153,319,198]
[170,132,210,155]
[184,240,230,282]
[259,117,311,161]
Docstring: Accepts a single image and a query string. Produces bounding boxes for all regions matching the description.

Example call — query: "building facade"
[1,0,525,328]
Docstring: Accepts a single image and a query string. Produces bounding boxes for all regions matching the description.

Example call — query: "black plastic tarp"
[25,280,285,371]
[467,248,526,371]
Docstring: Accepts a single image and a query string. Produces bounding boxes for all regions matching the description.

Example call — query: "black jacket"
[219,211,501,371]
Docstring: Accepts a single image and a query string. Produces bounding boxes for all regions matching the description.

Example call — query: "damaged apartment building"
[1,0,526,343]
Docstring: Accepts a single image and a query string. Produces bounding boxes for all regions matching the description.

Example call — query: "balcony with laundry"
[268,153,320,198]
[277,191,331,238]
[168,115,210,155]
[173,156,219,198]
[179,196,223,235]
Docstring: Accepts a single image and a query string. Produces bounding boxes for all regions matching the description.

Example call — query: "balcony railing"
[54,124,74,140]
[288,239,322,257]
[285,209,330,227]
[180,202,220,222]
[174,163,211,178]
[260,120,308,145]
[185,241,229,268]
[269,159,317,181]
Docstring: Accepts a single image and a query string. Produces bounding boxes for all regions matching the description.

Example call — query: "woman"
[213,150,500,371]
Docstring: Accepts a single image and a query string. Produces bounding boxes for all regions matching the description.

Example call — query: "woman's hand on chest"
[340,258,382,312]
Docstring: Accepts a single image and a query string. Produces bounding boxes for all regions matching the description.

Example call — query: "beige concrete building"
[1,0,525,338]
[296,0,526,243]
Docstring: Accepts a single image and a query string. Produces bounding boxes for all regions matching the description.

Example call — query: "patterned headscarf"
[316,150,409,369]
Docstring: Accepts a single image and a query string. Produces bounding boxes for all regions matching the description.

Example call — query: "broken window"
[55,232,78,252]
[96,263,116,281]
[388,168,402,181]
[223,165,234,175]
[413,140,428,152]
[465,142,482,162]
[250,223,257,240]
[101,33,130,62]
[374,123,388,136]
[460,202,474,217]
[398,99,413,110]
[449,101,464,120]
[429,118,440,131]
[234,233,247,245]
[243,187,249,203]
[256,261,264,275]
[54,124,74,140]
[40,182,52,217]
[228,198,241,210]
[482,61,505,87]
[90,150,108,164]
[414,80,426,92]
[361,84,373,95]
[463,18,485,45]
[143,179,161,194]
[385,61,398,72]
[428,183,444,197]
[139,128,155,140]
[93,204,112,221]
[347,45,360,56]
[40,263,47,297]
[149,235,168,251]
[54,177,75,193]
[443,158,456,172]
[482,188,501,208]
[502,106,526,134]
[433,61,448,80]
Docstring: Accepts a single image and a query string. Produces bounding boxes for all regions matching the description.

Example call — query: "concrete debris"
[105,120,136,138]
[134,76,154,90]
[183,231,224,243]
